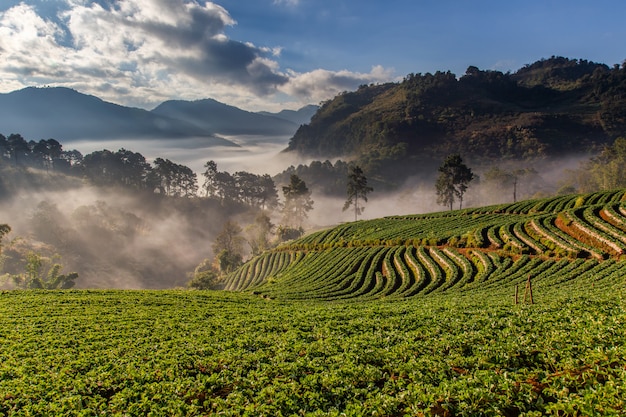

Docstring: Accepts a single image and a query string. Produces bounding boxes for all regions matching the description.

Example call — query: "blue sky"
[1,0,624,111]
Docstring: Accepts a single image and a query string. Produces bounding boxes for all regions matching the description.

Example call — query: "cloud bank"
[0,0,394,110]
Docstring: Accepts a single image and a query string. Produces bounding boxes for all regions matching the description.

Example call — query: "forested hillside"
[286,57,626,166]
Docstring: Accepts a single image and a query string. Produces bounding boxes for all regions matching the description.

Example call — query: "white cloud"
[0,1,396,111]
[280,65,396,103]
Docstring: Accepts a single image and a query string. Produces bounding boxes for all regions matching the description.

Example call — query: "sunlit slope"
[224,189,626,300]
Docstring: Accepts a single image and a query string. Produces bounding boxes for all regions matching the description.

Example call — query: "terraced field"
[224,189,626,300]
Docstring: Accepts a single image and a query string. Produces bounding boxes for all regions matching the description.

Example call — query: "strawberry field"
[1,286,625,416]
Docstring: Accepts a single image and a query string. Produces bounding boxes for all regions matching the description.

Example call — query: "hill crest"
[285,57,626,162]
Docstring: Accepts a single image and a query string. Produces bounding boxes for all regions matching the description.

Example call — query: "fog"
[1,132,593,289]
[303,154,592,228]
[65,134,299,176]
[0,185,232,289]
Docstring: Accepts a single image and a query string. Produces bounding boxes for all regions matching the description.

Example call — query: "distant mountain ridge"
[0,87,316,143]
[258,105,319,126]
[286,57,626,162]
[151,98,302,136]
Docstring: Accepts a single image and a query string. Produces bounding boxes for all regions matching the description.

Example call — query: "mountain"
[151,99,300,136]
[285,57,626,162]
[258,105,319,126]
[0,87,235,146]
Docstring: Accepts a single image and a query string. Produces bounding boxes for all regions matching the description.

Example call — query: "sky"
[1,0,625,112]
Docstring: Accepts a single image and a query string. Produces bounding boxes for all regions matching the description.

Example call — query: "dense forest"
[283,57,626,188]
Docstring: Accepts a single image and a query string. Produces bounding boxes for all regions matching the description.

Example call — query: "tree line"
[1,131,377,290]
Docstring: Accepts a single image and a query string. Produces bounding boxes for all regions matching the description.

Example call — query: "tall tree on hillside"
[282,174,313,229]
[343,165,373,221]
[7,134,29,165]
[201,160,219,197]
[150,158,197,196]
[31,139,63,171]
[436,154,474,210]
[258,174,279,210]
[212,220,245,274]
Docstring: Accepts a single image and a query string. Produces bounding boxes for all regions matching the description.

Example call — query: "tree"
[211,171,237,203]
[201,160,219,197]
[81,149,118,185]
[212,220,245,274]
[6,134,30,165]
[187,258,221,290]
[281,174,313,229]
[436,154,474,210]
[9,252,78,289]
[276,225,304,242]
[483,167,536,203]
[150,158,197,196]
[0,134,8,161]
[574,137,626,192]
[343,165,373,221]
[0,224,10,255]
[31,139,63,171]
[116,148,151,189]
[257,174,279,210]
[57,149,83,173]
[245,212,274,256]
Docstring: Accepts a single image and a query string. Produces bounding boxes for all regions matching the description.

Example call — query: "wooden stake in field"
[514,285,519,305]
[523,274,534,304]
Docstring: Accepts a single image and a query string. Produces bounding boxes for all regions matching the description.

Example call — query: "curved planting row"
[222,189,626,300]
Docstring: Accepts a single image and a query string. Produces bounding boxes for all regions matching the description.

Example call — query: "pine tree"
[343,165,373,221]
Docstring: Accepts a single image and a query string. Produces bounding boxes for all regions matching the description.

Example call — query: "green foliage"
[7,251,78,289]
[216,249,243,275]
[187,259,220,290]
[275,225,304,242]
[2,289,625,415]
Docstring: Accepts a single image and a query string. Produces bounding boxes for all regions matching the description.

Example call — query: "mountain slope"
[0,87,235,145]
[223,189,626,300]
[285,57,626,161]
[258,105,319,126]
[151,99,299,136]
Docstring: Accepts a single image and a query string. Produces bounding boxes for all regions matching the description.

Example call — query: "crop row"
[224,243,625,301]
[225,190,626,300]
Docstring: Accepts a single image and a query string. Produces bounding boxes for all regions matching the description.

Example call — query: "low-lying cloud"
[0,1,395,111]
